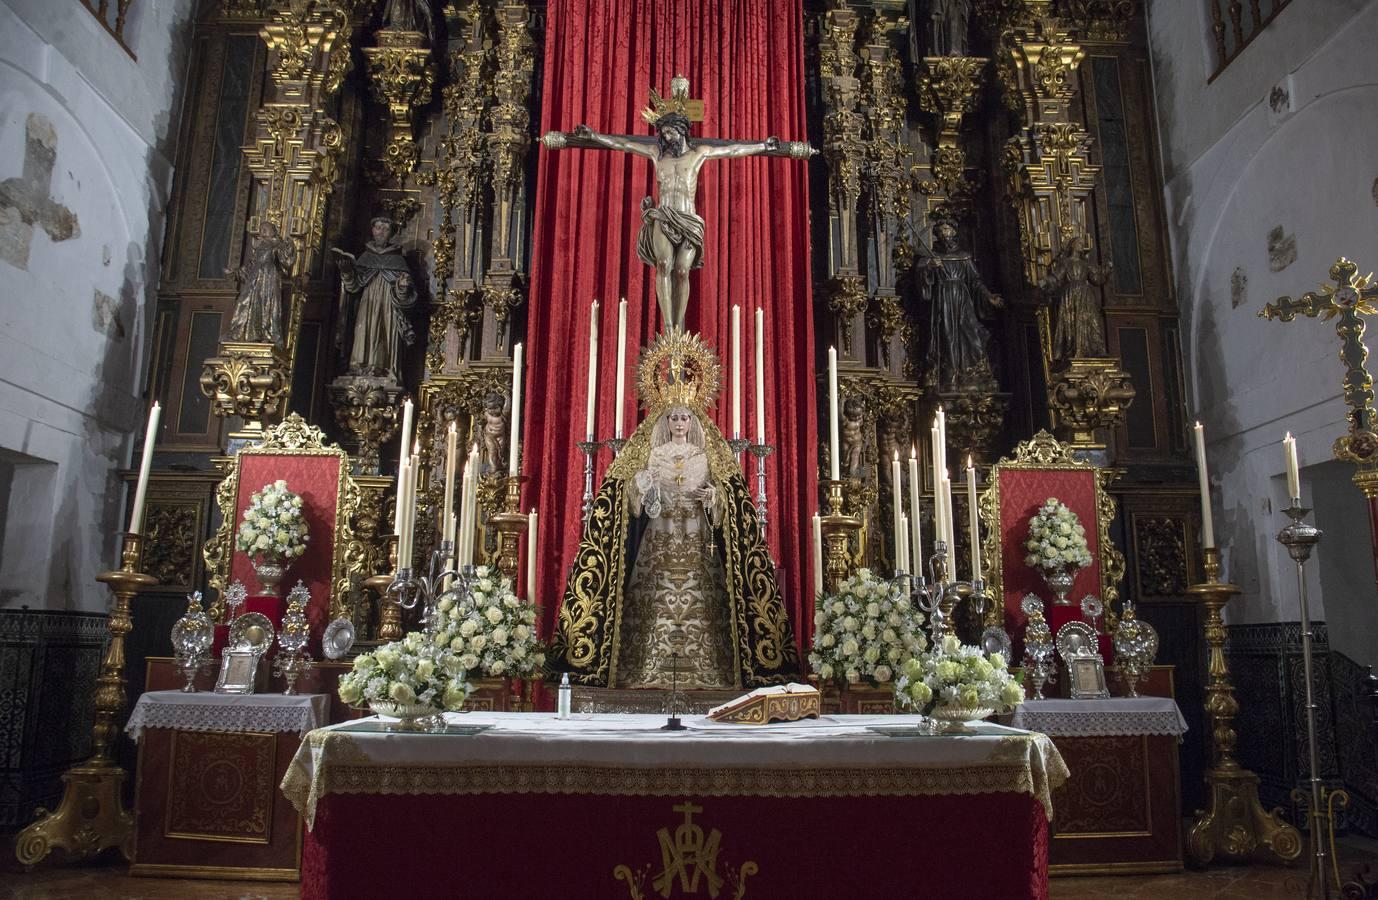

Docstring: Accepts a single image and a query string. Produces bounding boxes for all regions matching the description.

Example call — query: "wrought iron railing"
[1208,0,1291,82]
[80,0,136,59]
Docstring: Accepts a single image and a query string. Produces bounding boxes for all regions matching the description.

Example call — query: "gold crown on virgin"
[637,328,721,412]
[640,74,693,125]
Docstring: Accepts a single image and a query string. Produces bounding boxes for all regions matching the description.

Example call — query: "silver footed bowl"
[928,705,995,734]
[369,700,443,731]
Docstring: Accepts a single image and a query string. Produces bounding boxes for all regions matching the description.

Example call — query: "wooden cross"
[1259,257,1378,466]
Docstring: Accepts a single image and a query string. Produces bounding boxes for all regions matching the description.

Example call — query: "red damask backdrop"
[523,0,817,652]
[996,467,1104,657]
[231,454,340,641]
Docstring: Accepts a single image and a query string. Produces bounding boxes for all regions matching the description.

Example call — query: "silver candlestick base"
[577,440,599,525]
[604,437,628,457]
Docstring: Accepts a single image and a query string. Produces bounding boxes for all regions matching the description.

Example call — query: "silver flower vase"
[251,556,286,596]
[1043,567,1077,606]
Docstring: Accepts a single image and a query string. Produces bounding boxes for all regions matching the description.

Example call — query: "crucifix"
[1259,257,1378,583]
[540,75,814,332]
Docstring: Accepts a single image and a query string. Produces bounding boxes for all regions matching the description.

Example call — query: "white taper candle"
[584,300,599,441]
[828,347,840,481]
[614,298,627,439]
[1193,421,1215,548]
[812,513,824,599]
[508,343,524,476]
[754,308,766,445]
[731,304,742,439]
[1284,432,1301,500]
[128,401,161,534]
[908,447,923,579]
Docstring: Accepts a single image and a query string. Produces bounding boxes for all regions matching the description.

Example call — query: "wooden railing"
[80,0,136,59]
[1208,0,1291,82]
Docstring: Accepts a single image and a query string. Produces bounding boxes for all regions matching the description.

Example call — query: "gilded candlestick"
[488,475,529,580]
[1186,547,1302,867]
[15,533,157,867]
[364,535,403,641]
[819,479,861,593]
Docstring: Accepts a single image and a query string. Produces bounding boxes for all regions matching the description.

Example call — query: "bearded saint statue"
[331,217,418,384]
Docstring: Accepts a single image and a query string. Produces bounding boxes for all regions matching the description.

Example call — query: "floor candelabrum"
[1277,501,1349,899]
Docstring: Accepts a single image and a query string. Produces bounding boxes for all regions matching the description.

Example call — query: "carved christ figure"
[541,77,814,331]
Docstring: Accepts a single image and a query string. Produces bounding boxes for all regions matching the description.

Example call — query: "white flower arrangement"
[1023,496,1092,575]
[432,565,545,679]
[894,633,1025,715]
[809,567,926,686]
[336,631,473,712]
[235,480,309,562]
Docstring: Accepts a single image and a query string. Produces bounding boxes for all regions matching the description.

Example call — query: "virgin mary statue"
[550,332,798,689]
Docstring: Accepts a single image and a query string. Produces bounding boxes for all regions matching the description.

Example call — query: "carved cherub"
[480,391,510,474]
[840,396,866,480]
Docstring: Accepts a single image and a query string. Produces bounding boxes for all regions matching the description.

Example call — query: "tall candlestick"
[526,509,538,606]
[442,422,458,540]
[812,514,824,598]
[1193,421,1215,548]
[731,304,742,439]
[754,308,766,445]
[828,347,840,481]
[908,447,923,577]
[508,343,524,476]
[1284,432,1301,500]
[966,457,982,583]
[614,298,627,439]
[891,452,904,572]
[398,399,414,467]
[128,401,161,534]
[585,300,599,440]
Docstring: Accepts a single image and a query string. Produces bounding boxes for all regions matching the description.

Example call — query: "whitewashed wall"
[1148,1,1378,665]
[0,0,194,610]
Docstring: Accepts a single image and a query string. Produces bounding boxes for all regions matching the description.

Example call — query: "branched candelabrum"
[903,540,991,644]
[387,539,473,635]
[748,442,774,539]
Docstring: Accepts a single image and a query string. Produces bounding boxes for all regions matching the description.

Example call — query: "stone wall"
[0,0,195,611]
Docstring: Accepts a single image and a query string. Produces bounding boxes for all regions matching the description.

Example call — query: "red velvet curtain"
[523,0,817,656]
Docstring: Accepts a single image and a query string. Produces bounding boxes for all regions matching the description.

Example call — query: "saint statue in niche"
[332,217,418,385]
[549,331,798,689]
[540,76,814,332]
[925,0,971,57]
[918,219,1003,390]
[1040,235,1113,361]
[225,221,295,346]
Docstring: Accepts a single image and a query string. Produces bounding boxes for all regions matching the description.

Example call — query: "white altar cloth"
[282,711,1069,828]
[1009,697,1188,738]
[126,689,330,738]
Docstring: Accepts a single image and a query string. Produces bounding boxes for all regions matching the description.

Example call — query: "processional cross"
[1259,258,1378,583]
[540,75,814,332]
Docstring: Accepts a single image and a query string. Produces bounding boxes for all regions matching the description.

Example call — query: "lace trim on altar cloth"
[280,729,1071,829]
[125,690,330,738]
[1009,698,1188,738]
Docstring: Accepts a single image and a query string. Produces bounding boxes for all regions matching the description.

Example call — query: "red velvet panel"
[301,791,1048,900]
[230,454,340,641]
[525,0,818,655]
[998,468,1102,648]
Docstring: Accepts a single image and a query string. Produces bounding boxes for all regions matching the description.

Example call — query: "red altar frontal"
[283,712,1069,900]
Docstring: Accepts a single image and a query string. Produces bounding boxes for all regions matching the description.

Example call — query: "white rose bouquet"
[336,631,474,712]
[894,633,1025,715]
[1023,496,1092,576]
[235,480,309,562]
[809,567,926,686]
[432,565,545,679]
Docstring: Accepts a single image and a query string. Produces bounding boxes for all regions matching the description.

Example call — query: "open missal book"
[706,683,821,725]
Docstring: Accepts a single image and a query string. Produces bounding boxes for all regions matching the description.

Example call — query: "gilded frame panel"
[203,413,367,622]
[977,430,1126,627]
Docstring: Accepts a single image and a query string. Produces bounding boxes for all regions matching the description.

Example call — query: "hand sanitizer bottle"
[557,672,572,719]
